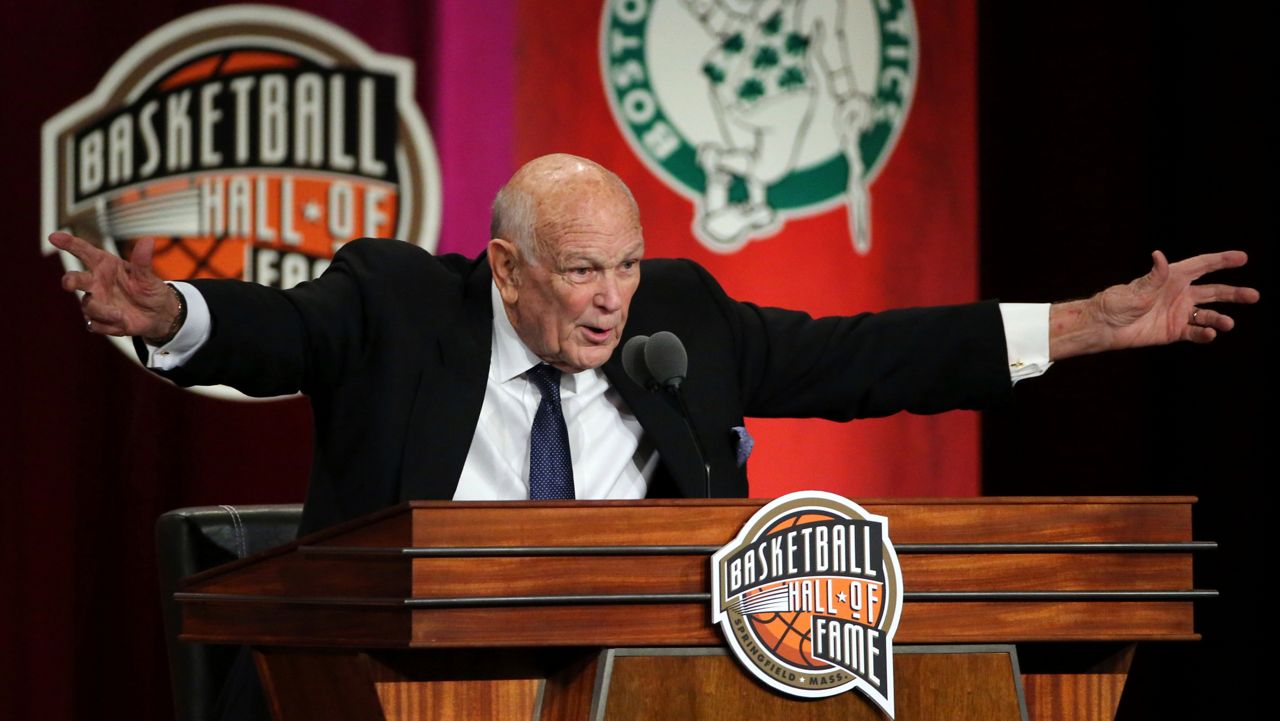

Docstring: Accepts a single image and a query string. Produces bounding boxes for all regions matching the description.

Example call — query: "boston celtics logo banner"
[603,0,914,255]
[515,0,980,498]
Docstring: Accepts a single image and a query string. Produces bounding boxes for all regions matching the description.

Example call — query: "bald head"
[487,154,646,373]
[490,153,640,265]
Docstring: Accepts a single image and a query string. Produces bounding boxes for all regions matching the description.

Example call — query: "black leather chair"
[155,505,303,721]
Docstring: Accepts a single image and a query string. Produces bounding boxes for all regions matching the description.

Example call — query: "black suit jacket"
[158,239,1010,535]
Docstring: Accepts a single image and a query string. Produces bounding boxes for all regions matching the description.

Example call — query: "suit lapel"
[604,353,708,500]
[398,258,493,501]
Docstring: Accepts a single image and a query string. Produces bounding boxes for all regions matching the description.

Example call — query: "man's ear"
[488,238,521,305]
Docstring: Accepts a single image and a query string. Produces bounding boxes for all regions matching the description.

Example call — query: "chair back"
[155,505,303,721]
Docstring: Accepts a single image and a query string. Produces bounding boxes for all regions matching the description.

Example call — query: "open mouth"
[581,325,613,343]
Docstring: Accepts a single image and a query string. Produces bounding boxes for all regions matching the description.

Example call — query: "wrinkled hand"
[50,231,179,340]
[1050,250,1260,360]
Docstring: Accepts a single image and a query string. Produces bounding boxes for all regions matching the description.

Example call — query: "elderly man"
[52,153,1258,536]
[52,153,1257,721]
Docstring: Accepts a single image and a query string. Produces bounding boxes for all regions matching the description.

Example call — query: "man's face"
[506,204,644,374]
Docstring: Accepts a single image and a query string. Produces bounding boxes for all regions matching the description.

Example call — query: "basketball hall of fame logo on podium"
[41,5,440,400]
[712,491,902,716]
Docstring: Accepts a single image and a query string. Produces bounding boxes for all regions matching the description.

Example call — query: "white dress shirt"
[451,284,658,499]
[147,283,1051,499]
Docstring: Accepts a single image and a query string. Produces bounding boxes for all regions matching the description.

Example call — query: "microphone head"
[645,331,688,389]
[621,335,655,389]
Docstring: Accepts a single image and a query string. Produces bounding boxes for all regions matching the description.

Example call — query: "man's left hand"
[1049,250,1259,360]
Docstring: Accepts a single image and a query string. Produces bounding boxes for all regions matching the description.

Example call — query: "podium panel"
[595,647,1025,721]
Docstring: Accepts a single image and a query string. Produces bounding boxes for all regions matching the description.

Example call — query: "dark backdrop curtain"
[0,3,468,720]
[979,3,1271,718]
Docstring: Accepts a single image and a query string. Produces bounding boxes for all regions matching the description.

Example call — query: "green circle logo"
[602,0,916,253]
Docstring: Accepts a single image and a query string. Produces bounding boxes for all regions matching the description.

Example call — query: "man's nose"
[595,272,623,313]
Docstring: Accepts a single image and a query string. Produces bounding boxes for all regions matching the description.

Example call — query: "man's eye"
[620,260,639,272]
[569,267,593,279]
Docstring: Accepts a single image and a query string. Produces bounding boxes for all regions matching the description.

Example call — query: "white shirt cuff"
[145,282,211,370]
[999,302,1052,384]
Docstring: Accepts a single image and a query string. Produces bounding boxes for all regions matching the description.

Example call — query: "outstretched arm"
[50,231,182,343]
[1048,250,1259,360]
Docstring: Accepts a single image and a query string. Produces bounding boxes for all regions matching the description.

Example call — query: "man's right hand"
[50,231,180,342]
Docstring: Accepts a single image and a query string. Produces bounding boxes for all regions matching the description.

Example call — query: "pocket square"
[730,425,754,468]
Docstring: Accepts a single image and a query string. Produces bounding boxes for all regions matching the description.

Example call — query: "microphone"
[621,335,656,390]
[644,331,688,389]
[621,331,711,498]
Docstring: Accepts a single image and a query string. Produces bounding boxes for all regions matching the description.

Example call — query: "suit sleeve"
[150,239,422,397]
[684,261,1012,420]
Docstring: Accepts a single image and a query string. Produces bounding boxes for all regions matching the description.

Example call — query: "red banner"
[516,0,979,497]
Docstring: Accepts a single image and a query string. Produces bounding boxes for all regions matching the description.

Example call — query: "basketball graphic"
[712,492,902,714]
[41,5,440,400]
[745,511,841,668]
[746,592,822,668]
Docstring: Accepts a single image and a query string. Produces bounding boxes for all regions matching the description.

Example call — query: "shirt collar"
[489,281,601,396]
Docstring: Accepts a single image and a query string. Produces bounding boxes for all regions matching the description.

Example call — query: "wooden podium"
[174,498,1209,721]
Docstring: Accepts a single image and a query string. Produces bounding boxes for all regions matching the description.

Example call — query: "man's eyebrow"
[557,247,643,266]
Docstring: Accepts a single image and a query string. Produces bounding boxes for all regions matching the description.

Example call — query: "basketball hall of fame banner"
[41,5,441,401]
[516,0,980,498]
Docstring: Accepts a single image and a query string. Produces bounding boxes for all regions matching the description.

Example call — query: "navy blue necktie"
[527,364,575,500]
